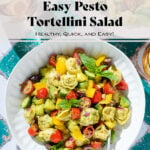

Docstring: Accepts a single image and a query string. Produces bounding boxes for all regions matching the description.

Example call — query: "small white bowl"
[5,40,145,150]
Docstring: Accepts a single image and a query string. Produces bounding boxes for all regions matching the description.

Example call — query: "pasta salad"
[20,48,131,150]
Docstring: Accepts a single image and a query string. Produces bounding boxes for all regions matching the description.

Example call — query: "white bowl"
[5,40,145,150]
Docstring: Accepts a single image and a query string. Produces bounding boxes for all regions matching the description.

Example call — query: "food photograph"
[0,0,150,150]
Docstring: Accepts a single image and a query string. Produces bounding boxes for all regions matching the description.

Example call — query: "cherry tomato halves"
[50,130,63,143]
[49,54,57,67]
[71,108,81,120]
[21,80,34,95]
[83,126,94,138]
[36,88,48,99]
[116,80,128,90]
[66,90,77,100]
[65,137,76,148]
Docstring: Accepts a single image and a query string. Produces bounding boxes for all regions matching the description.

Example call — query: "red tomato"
[83,126,94,138]
[116,80,128,90]
[50,130,63,143]
[66,90,77,100]
[80,97,91,108]
[93,84,100,91]
[72,48,85,58]
[50,110,58,117]
[65,137,76,148]
[28,124,38,136]
[103,83,115,94]
[91,91,102,104]
[49,54,57,66]
[71,108,81,120]
[21,80,34,95]
[36,88,48,99]
[91,141,102,149]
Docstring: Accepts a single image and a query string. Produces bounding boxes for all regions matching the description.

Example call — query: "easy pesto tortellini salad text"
[20,49,131,150]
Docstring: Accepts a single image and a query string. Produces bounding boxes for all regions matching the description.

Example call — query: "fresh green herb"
[80,54,116,81]
[96,65,108,72]
[58,99,81,108]
[48,141,64,150]
[99,70,116,80]
[79,54,96,72]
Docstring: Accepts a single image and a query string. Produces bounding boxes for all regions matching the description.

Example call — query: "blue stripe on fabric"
[0,49,20,78]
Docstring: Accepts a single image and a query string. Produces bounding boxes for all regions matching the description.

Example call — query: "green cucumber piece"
[44,99,56,113]
[49,85,58,98]
[120,96,130,108]
[78,81,88,89]
[59,88,68,98]
[40,67,48,77]
[95,104,103,115]
[21,96,31,108]
[35,104,44,116]
[32,97,44,105]
[40,77,47,83]
[84,70,95,79]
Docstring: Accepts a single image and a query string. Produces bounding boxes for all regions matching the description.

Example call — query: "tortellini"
[47,69,60,87]
[24,105,35,124]
[94,124,110,141]
[66,58,81,74]
[61,73,78,89]
[116,108,131,125]
[102,106,116,121]
[57,109,71,121]
[38,128,55,142]
[37,114,53,130]
[109,66,122,86]
[79,108,99,126]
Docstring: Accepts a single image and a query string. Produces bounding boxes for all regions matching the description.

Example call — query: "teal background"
[0,41,150,149]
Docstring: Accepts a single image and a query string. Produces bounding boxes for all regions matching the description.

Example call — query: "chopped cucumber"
[95,104,103,115]
[40,65,53,77]
[32,97,45,105]
[84,70,95,79]
[35,104,44,116]
[40,67,48,77]
[40,77,47,83]
[21,96,31,108]
[59,88,68,98]
[120,96,130,108]
[49,85,58,98]
[78,81,88,89]
[44,99,56,113]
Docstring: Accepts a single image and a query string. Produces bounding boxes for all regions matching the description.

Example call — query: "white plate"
[5,40,145,150]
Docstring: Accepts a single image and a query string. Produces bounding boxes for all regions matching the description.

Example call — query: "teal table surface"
[0,41,150,149]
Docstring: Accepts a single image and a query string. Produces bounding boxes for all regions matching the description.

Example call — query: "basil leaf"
[70,99,81,107]
[79,54,96,73]
[49,141,64,150]
[58,100,71,108]
[95,65,108,74]
[58,99,81,108]
[100,70,116,80]
[49,145,57,150]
